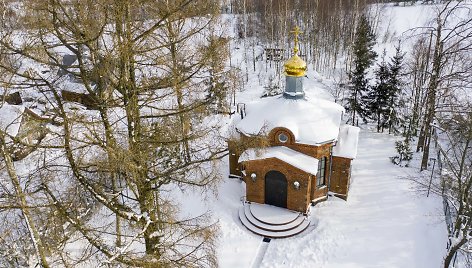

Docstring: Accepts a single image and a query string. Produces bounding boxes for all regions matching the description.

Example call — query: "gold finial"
[284,25,307,77]
[290,26,302,55]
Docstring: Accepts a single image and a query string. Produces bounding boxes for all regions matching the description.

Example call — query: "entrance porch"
[238,202,311,238]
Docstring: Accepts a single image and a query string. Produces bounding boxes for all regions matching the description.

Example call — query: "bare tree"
[429,103,472,268]
[230,0,375,78]
[0,131,51,267]
[0,0,229,266]
[411,1,472,171]
[401,2,472,266]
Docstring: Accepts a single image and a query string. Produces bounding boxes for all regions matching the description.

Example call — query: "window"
[278,133,288,143]
[317,157,327,187]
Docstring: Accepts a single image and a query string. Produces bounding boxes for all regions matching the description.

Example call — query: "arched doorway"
[265,170,288,208]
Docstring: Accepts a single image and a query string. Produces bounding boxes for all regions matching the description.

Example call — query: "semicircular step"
[238,206,311,238]
[244,204,305,232]
[249,203,300,225]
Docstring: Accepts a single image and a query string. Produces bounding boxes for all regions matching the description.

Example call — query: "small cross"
[290,26,302,54]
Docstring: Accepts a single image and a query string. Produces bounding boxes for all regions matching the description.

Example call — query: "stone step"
[244,204,306,232]
[249,203,300,225]
[238,207,311,238]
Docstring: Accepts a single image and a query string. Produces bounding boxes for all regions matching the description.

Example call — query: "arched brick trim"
[269,127,295,145]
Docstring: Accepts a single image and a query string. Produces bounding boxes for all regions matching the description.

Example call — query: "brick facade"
[267,127,332,158]
[329,156,352,199]
[229,127,352,213]
[228,140,241,176]
[243,157,312,213]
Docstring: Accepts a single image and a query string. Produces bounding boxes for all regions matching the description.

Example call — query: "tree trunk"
[420,25,442,171]
[0,135,50,268]
[444,237,466,268]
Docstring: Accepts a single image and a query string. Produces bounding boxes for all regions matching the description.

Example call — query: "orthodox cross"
[290,26,302,55]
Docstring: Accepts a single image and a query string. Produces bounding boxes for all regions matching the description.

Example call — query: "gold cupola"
[284,26,307,77]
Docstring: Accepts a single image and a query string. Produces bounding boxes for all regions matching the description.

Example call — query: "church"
[228,27,359,237]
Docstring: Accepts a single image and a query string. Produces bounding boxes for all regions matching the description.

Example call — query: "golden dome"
[284,26,306,77]
[284,54,307,77]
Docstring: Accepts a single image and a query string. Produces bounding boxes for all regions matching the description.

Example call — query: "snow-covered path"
[218,130,447,268]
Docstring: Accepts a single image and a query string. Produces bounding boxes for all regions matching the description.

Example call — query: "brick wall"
[311,179,329,201]
[330,156,352,198]
[228,140,241,176]
[229,127,350,211]
[267,127,332,158]
[243,157,312,213]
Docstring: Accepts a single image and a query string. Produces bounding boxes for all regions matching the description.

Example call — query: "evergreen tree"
[386,44,405,134]
[392,135,413,167]
[368,45,405,134]
[390,45,411,167]
[368,50,390,132]
[347,14,377,126]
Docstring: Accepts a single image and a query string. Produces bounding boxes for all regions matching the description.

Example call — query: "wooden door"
[264,170,287,208]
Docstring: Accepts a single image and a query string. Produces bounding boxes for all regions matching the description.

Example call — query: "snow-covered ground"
[208,4,450,265]
[0,2,451,266]
[213,130,447,267]
[263,131,447,267]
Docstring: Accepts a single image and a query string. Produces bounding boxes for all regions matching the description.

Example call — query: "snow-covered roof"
[333,125,360,159]
[239,146,319,175]
[235,96,344,145]
[0,104,25,137]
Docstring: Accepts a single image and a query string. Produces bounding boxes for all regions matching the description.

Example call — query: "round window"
[278,133,288,143]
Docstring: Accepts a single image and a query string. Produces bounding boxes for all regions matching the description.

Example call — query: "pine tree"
[368,50,390,132]
[347,14,377,126]
[369,45,405,133]
[392,137,413,166]
[386,44,405,134]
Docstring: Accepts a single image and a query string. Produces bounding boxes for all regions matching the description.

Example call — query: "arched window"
[317,157,327,187]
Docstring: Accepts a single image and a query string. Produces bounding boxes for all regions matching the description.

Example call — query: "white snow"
[259,131,447,267]
[239,146,319,175]
[250,240,270,268]
[333,125,361,159]
[213,178,261,268]
[239,206,311,238]
[59,77,91,94]
[215,130,447,267]
[214,4,449,264]
[249,203,300,225]
[0,104,25,137]
[235,96,344,145]
[0,3,450,267]
[243,205,306,232]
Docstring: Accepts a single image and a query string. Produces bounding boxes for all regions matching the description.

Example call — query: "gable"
[239,146,319,175]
